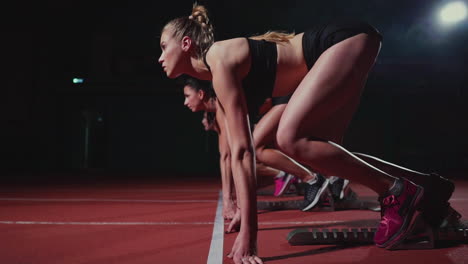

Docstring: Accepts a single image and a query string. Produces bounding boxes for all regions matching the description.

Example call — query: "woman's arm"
[216,108,236,219]
[207,43,260,261]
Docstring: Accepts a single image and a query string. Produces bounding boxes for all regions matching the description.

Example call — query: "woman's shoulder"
[213,37,249,48]
[206,38,250,68]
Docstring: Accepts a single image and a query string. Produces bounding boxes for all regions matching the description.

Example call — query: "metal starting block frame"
[287,208,467,250]
[257,187,380,212]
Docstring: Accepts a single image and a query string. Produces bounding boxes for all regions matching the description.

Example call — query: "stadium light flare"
[439,1,467,25]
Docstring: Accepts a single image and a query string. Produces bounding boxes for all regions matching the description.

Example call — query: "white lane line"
[0,198,216,203]
[0,221,215,225]
[0,220,344,226]
[207,191,224,264]
[1,197,466,203]
[0,189,219,193]
[260,220,343,225]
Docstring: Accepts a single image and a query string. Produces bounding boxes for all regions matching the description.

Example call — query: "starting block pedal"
[257,199,303,211]
[334,188,380,212]
[287,207,467,250]
[287,227,377,246]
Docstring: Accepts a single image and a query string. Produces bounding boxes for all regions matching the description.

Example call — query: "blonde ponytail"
[250,31,295,44]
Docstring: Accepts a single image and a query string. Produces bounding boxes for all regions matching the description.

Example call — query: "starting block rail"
[257,187,380,212]
[287,208,467,250]
[287,223,468,248]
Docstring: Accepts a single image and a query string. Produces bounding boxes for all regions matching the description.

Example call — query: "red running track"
[0,175,467,264]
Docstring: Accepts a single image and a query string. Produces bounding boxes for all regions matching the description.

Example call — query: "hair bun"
[162,2,214,59]
[191,3,210,26]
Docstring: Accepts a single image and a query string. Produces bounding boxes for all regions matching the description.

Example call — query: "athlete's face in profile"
[183,86,205,112]
[159,28,184,78]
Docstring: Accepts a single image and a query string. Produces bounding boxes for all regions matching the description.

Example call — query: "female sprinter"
[182,77,343,228]
[159,4,454,263]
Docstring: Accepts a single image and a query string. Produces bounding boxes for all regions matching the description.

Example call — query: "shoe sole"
[274,174,294,197]
[375,184,424,249]
[302,179,330,211]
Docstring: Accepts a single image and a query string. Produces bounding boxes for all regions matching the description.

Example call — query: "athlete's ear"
[181,36,192,52]
[198,89,205,99]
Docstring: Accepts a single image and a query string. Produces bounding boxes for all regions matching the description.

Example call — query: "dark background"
[1,0,467,181]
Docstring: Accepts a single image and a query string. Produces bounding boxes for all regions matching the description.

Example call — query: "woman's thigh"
[253,104,287,149]
[278,33,381,145]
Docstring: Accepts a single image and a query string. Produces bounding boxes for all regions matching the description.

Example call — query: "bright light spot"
[439,1,467,25]
[73,78,84,84]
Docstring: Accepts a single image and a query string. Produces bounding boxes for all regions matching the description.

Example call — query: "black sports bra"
[203,38,277,118]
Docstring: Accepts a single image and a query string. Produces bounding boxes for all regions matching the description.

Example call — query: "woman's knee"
[276,128,300,158]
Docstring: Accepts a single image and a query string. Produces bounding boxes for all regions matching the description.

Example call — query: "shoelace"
[382,195,399,207]
[380,194,400,219]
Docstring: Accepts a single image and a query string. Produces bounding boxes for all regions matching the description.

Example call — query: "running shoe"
[419,173,455,228]
[329,177,350,200]
[274,173,295,197]
[374,178,424,249]
[301,174,330,211]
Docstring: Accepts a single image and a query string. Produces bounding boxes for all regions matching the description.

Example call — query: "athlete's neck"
[186,57,211,81]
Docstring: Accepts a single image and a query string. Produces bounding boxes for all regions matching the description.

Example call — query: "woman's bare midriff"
[273,33,309,97]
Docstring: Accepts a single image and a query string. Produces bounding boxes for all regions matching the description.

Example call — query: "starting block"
[257,187,335,211]
[287,207,467,250]
[257,187,380,212]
